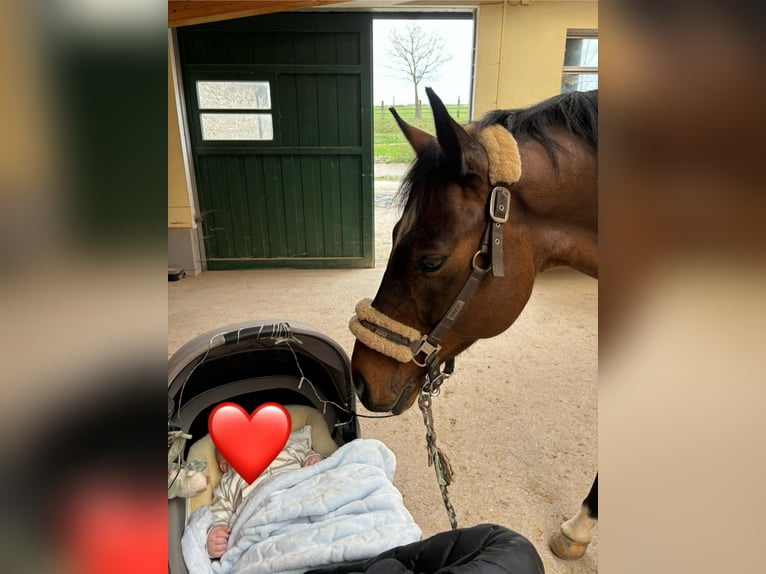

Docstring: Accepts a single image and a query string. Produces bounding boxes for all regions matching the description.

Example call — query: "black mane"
[395,90,598,212]
[474,90,598,167]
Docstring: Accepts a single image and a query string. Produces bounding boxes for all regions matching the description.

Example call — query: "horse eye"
[419,256,446,272]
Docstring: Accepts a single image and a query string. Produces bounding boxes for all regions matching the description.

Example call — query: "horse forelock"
[395,145,452,206]
[393,144,460,249]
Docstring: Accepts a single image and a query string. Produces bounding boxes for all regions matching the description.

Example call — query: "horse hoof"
[549,530,589,560]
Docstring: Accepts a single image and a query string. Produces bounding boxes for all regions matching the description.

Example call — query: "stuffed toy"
[168,459,209,499]
[168,429,191,464]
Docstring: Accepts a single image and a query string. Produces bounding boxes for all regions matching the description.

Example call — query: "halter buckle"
[490,186,511,224]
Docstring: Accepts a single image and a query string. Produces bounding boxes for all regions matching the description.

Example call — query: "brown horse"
[349,88,598,559]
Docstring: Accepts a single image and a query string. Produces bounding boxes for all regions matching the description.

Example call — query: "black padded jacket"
[307,523,545,574]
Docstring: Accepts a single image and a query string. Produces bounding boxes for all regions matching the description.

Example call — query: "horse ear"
[426,87,488,177]
[389,107,433,156]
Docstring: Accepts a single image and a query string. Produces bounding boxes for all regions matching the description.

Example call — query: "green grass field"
[373,103,466,164]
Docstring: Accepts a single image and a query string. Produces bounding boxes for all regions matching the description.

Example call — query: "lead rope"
[411,186,512,531]
[418,378,459,529]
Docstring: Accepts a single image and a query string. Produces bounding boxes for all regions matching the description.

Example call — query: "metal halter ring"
[472,250,491,272]
[412,335,441,368]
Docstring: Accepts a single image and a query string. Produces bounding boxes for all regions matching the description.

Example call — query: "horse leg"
[549,474,598,560]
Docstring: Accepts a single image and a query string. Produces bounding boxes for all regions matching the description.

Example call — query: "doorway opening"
[371,14,475,266]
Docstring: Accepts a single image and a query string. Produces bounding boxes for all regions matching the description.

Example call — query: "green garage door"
[178,13,373,269]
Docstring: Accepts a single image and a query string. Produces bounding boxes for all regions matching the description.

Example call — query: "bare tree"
[385,23,453,118]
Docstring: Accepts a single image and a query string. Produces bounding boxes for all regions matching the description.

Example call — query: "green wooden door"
[178,13,373,269]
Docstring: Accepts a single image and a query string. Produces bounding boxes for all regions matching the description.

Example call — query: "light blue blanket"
[182,439,422,574]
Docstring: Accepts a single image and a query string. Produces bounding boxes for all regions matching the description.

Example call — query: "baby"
[206,425,324,558]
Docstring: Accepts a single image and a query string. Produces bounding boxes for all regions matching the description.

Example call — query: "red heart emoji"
[208,402,292,484]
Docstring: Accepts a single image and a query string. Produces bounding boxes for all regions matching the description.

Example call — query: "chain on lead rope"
[418,378,459,530]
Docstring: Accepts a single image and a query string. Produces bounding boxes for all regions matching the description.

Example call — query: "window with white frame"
[561,30,598,93]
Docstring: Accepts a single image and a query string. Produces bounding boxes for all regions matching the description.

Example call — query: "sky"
[372,18,474,107]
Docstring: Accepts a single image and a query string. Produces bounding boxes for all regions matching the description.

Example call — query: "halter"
[350,185,511,393]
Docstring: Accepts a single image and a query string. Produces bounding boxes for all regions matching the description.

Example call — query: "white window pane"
[197,81,271,110]
[564,38,598,68]
[561,73,598,93]
[200,113,274,141]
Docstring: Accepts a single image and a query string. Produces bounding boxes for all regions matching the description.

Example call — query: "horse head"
[351,88,598,414]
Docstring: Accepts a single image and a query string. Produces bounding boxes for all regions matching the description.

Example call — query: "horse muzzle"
[351,342,420,414]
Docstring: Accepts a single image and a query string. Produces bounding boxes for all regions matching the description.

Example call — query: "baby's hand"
[303,454,323,467]
[207,525,231,558]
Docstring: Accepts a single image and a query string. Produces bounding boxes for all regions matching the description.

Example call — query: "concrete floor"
[169,167,598,573]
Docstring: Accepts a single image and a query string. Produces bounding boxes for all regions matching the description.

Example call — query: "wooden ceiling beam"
[168,1,350,28]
